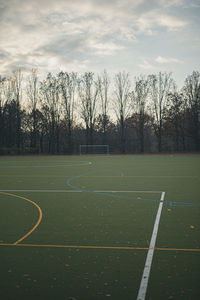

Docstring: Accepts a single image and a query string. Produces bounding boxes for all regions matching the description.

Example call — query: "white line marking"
[0,189,161,193]
[136,191,165,300]
[0,190,82,193]
[95,191,162,193]
[0,161,92,168]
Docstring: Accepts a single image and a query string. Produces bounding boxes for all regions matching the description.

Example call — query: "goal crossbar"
[79,145,109,155]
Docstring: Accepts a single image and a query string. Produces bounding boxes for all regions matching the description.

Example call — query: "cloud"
[136,10,187,35]
[155,56,183,64]
[157,14,187,31]
[88,40,124,56]
[0,0,141,75]
[138,59,154,70]
[157,0,184,8]
[0,0,194,80]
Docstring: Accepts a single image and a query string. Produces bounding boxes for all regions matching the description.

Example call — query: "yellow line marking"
[155,247,200,252]
[0,242,199,252]
[0,192,43,245]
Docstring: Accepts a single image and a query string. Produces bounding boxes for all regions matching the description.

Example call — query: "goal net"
[80,145,109,155]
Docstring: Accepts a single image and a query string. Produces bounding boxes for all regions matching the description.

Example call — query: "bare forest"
[0,69,199,154]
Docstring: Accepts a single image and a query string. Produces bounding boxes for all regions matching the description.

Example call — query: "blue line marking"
[66,172,200,207]
[66,174,159,203]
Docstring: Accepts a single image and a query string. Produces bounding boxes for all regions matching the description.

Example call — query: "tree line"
[0,69,199,155]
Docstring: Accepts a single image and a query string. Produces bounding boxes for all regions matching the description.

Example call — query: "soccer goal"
[79,145,109,155]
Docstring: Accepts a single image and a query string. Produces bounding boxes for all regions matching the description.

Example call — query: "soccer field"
[0,154,200,300]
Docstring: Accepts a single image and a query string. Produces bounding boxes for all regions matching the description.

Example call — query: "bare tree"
[132,75,150,152]
[40,73,61,154]
[78,72,98,145]
[183,71,200,151]
[1,77,13,148]
[165,91,186,151]
[0,76,7,108]
[0,71,23,151]
[1,68,200,155]
[0,76,7,149]
[58,71,77,154]
[97,70,110,144]
[12,70,23,152]
[149,72,174,152]
[113,71,131,153]
[26,69,39,151]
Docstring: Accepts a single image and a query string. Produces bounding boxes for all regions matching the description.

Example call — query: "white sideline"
[95,190,162,193]
[136,191,165,300]
[0,189,161,193]
[0,189,82,193]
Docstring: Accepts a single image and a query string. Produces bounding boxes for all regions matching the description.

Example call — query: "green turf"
[0,154,200,299]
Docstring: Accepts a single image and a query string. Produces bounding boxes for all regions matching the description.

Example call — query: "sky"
[0,0,200,87]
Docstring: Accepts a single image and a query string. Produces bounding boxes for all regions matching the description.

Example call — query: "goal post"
[79,145,109,155]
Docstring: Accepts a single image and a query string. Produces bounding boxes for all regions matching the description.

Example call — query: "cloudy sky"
[0,0,199,87]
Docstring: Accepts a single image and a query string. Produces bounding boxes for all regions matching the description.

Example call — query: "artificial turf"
[0,154,199,299]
